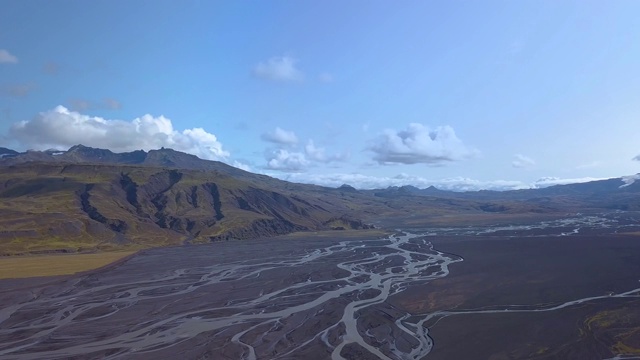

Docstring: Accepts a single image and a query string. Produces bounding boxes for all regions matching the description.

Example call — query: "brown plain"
[0,251,137,279]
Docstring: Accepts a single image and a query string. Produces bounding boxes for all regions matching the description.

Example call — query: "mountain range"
[1,145,638,255]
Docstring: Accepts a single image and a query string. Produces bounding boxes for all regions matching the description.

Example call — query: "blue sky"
[2,1,640,190]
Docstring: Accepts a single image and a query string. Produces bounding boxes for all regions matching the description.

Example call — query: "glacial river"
[1,215,639,359]
[0,233,463,359]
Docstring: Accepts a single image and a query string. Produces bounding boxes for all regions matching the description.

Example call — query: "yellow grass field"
[0,251,137,279]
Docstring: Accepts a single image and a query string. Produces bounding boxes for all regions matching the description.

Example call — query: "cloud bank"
[253,56,303,82]
[620,174,640,188]
[263,138,348,172]
[232,160,252,172]
[261,127,299,145]
[368,123,477,165]
[265,149,309,172]
[305,140,348,163]
[529,176,607,187]
[271,172,609,192]
[0,49,18,64]
[9,106,229,160]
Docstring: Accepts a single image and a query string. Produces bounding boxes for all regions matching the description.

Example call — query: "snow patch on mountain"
[620,174,640,188]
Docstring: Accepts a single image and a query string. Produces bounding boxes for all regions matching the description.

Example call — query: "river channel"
[1,213,639,359]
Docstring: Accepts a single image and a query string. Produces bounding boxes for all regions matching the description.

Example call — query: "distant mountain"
[0,162,379,255]
[338,184,358,193]
[1,145,639,255]
[368,176,640,213]
[0,147,19,158]
[369,176,640,199]
[2,145,229,169]
[62,144,146,164]
[0,145,267,183]
[371,185,449,198]
[3,145,638,198]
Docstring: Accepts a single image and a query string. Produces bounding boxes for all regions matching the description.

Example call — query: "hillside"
[0,162,382,254]
[0,145,638,255]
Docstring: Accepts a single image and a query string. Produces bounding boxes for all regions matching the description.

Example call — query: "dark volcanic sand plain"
[1,213,640,359]
[390,234,640,359]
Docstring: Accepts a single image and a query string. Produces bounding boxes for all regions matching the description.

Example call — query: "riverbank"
[0,251,139,279]
[0,229,388,280]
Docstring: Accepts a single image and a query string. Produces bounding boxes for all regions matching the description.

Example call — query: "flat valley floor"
[1,212,640,359]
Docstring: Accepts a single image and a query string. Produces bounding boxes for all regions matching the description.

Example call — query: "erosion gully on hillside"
[1,211,640,359]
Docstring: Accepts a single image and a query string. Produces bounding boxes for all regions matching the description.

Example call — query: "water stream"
[1,215,639,359]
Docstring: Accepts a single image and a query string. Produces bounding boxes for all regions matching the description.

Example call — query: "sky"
[1,1,640,191]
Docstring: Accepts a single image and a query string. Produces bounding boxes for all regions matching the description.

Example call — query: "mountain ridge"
[2,145,637,194]
[0,161,379,255]
[1,145,639,255]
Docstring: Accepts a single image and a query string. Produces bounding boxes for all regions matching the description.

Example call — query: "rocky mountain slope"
[1,145,638,255]
[0,161,380,254]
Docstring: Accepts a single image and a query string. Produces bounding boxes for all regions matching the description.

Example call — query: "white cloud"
[633,154,640,161]
[265,149,309,172]
[271,172,527,191]
[261,127,299,145]
[253,56,303,82]
[0,49,18,64]
[262,139,347,172]
[232,160,252,172]
[532,176,606,187]
[368,123,477,165]
[9,106,229,160]
[512,154,535,168]
[270,172,610,192]
[620,174,640,188]
[305,139,348,163]
[304,140,324,161]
